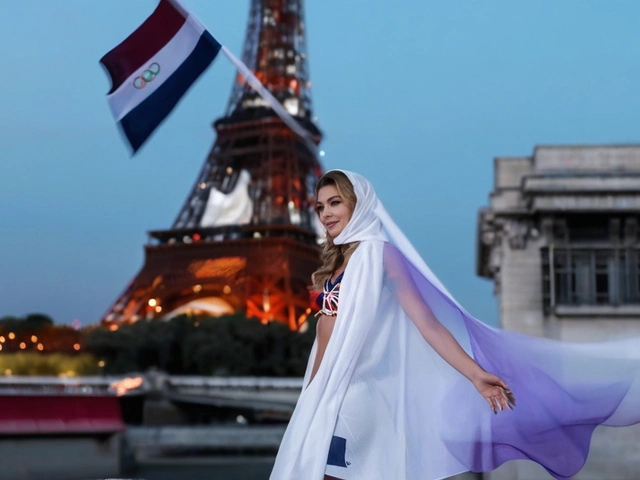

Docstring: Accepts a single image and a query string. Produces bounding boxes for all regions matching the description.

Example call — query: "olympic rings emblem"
[133,62,161,89]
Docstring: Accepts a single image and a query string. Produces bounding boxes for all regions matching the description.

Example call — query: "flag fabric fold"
[100,0,221,153]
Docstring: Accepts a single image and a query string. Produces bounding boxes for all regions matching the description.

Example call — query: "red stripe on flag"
[100,0,187,94]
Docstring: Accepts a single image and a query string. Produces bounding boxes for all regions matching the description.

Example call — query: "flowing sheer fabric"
[269,170,640,480]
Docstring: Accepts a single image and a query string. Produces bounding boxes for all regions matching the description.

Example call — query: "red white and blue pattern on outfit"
[315,272,344,316]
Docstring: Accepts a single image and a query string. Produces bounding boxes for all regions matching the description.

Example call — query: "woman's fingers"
[485,396,497,414]
[486,387,516,414]
[502,387,516,408]
[499,388,513,411]
[480,374,517,414]
[491,393,502,413]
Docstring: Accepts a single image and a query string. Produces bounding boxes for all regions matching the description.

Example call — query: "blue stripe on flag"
[119,31,221,153]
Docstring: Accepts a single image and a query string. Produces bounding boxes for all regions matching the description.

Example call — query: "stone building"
[476,145,640,479]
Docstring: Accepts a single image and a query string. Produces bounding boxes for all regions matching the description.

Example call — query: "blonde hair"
[311,171,359,290]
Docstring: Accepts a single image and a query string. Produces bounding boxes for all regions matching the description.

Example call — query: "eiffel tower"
[102,0,323,330]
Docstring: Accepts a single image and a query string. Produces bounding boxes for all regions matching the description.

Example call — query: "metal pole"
[549,243,556,308]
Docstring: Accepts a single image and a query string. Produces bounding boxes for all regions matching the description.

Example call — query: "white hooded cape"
[270,170,640,480]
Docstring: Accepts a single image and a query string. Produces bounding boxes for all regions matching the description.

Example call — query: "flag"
[100,0,221,153]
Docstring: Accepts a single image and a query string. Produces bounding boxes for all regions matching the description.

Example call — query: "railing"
[147,224,319,247]
[0,375,149,396]
[0,375,302,406]
[161,376,303,413]
[163,376,303,389]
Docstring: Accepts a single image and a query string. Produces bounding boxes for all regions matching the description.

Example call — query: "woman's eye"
[316,206,323,212]
[331,201,340,206]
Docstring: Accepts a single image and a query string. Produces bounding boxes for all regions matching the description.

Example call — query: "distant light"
[109,376,143,396]
[253,232,262,239]
[199,182,207,189]
[319,150,325,157]
[194,321,200,327]
[4,369,11,376]
[8,333,15,340]
[236,415,247,424]
[223,285,231,294]
[37,343,43,351]
[305,308,312,314]
[183,235,192,243]
[66,371,75,377]
[148,299,157,307]
[98,361,105,367]
[31,335,37,343]
[283,98,299,115]
[73,343,81,351]
[193,233,201,242]
[193,284,202,293]
[263,293,271,313]
[226,167,233,174]
[155,306,162,313]
[109,324,118,332]
[19,342,26,349]
[0,345,3,351]
[0,336,5,343]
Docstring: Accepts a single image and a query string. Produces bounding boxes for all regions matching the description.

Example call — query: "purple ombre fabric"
[401,254,640,479]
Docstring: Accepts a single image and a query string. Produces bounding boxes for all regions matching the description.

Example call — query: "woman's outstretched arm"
[383,243,515,413]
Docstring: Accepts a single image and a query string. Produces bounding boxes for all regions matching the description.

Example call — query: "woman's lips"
[326,221,338,229]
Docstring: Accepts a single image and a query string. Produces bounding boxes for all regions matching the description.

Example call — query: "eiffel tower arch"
[102,0,323,330]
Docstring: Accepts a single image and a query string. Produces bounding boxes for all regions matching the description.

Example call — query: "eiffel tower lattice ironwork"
[102,0,323,330]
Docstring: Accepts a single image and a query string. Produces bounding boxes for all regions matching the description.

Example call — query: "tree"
[83,314,316,376]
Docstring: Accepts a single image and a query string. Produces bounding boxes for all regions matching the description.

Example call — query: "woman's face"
[316,184,354,238]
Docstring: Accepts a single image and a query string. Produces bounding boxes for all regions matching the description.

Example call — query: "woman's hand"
[472,370,516,414]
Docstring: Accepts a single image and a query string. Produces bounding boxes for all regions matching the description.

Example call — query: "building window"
[541,247,640,312]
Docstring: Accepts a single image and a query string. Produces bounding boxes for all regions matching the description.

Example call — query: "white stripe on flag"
[107,16,205,122]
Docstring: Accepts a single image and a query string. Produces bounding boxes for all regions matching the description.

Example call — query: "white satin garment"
[270,170,640,480]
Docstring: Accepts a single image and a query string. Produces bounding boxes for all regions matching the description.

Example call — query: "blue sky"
[1,1,639,327]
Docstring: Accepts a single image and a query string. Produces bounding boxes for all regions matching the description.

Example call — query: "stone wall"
[477,145,640,480]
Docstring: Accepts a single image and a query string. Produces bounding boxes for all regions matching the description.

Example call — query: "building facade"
[477,145,640,479]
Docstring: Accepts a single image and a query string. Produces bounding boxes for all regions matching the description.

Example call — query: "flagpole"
[169,0,319,155]
[220,46,318,155]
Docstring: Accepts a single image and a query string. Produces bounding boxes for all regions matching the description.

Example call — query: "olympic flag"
[100,0,221,153]
[101,0,317,155]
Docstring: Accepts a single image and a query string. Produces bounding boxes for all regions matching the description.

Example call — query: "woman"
[271,170,640,480]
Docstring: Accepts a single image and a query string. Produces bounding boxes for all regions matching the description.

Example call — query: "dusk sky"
[1,1,639,327]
